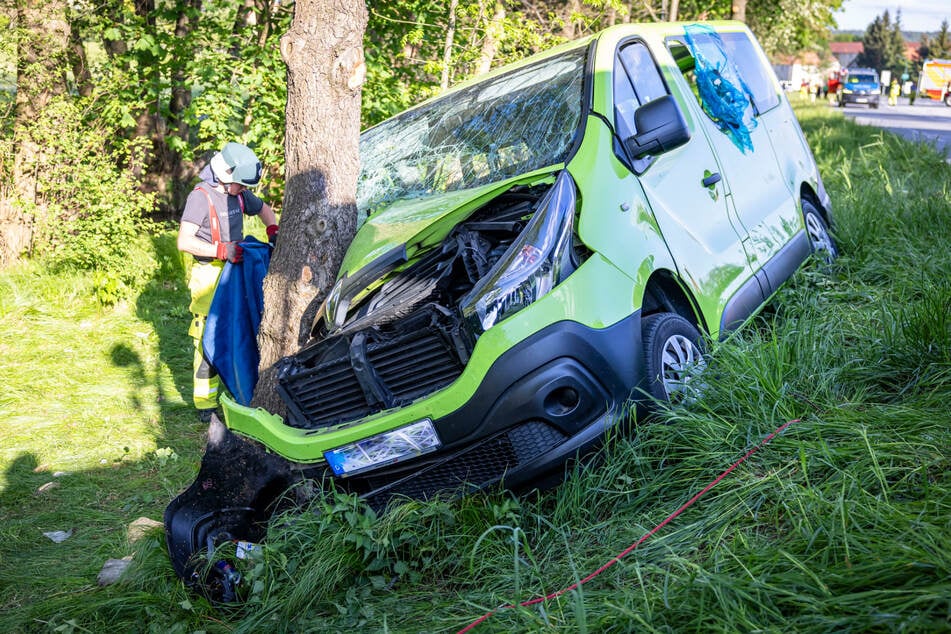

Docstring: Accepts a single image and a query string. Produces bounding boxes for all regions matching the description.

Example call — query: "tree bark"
[252,0,368,415]
[731,0,747,23]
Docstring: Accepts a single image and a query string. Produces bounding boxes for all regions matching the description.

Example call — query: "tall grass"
[2,104,949,632]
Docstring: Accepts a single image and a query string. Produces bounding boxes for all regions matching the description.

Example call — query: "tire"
[945,94,951,107]
[642,312,705,404]
[802,200,838,264]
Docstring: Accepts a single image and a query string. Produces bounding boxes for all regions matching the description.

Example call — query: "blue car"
[839,68,881,108]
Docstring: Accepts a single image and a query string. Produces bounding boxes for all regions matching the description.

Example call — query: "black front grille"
[278,304,472,430]
[358,420,568,510]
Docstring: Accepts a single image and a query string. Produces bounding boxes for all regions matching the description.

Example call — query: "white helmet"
[210,142,262,186]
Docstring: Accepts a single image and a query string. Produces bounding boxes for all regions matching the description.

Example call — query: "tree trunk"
[128,0,158,183]
[252,0,368,415]
[562,0,582,40]
[68,20,93,98]
[1,0,71,265]
[167,0,202,211]
[669,0,680,22]
[475,1,505,75]
[440,0,459,89]
[731,0,747,23]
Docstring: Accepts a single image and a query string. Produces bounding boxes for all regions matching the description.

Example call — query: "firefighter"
[888,79,900,106]
[176,142,278,421]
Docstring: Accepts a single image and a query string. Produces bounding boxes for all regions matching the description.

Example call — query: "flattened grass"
[2,103,950,632]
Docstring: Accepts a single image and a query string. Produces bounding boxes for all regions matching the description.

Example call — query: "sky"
[834,0,950,32]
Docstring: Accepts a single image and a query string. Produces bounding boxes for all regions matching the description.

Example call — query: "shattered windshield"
[357,45,588,222]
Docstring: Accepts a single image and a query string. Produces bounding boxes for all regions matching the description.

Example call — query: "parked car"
[838,67,881,108]
[166,20,836,587]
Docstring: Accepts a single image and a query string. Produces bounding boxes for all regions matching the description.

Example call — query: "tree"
[252,0,369,415]
[932,19,951,58]
[0,0,71,265]
[856,9,907,78]
[747,0,843,55]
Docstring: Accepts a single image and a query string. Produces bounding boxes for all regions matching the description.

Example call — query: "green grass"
[2,103,950,632]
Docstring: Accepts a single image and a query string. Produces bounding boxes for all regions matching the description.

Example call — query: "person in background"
[176,142,278,421]
[888,79,900,106]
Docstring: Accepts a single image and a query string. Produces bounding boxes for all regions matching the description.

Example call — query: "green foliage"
[363,0,616,127]
[361,0,843,129]
[748,0,843,55]
[6,97,157,303]
[78,0,293,197]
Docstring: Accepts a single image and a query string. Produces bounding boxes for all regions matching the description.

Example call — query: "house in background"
[772,50,825,90]
[830,41,864,69]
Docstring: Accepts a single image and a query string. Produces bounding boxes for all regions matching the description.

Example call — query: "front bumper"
[841,92,879,106]
[222,309,644,495]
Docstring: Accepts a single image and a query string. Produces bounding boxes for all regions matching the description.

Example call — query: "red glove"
[266,224,279,246]
[216,241,244,263]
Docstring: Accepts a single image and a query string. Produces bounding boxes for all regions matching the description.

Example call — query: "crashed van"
[166,21,836,585]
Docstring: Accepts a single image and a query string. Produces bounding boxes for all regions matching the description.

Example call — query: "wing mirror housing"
[624,95,690,160]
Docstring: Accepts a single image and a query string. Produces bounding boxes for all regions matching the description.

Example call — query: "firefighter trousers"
[187,260,224,411]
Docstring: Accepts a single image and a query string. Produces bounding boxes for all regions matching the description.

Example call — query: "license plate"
[856,98,867,103]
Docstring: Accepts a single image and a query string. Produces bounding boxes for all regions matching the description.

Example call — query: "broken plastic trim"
[320,244,408,335]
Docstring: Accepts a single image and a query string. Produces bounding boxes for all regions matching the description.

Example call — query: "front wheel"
[802,200,838,264]
[642,313,705,404]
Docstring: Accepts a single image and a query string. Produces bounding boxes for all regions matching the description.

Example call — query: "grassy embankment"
[1,102,949,632]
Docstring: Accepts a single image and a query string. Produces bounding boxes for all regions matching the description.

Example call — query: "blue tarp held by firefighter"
[203,236,271,406]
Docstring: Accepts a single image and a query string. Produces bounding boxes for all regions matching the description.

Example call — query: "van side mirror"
[624,95,690,160]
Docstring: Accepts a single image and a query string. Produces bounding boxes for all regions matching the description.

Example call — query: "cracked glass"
[357,45,588,224]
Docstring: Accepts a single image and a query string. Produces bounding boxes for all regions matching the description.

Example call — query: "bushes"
[16,98,159,303]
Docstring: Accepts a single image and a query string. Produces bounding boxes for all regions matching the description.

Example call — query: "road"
[836,97,951,158]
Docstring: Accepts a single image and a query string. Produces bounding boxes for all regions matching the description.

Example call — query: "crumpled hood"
[340,170,558,278]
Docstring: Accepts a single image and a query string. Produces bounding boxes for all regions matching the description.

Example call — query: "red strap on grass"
[457,418,800,633]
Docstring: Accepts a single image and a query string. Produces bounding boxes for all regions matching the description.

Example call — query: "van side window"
[666,26,769,153]
[719,32,780,114]
[613,41,668,168]
[667,30,779,118]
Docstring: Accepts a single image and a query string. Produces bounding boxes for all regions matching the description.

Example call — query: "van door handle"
[702,172,722,188]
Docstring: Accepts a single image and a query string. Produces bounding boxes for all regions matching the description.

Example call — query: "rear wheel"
[802,200,838,264]
[642,313,705,404]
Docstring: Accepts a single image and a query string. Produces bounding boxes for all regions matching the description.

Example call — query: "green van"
[167,20,836,583]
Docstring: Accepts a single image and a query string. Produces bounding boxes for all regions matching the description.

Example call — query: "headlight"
[842,88,853,94]
[324,419,441,477]
[460,170,577,332]
[323,277,348,330]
